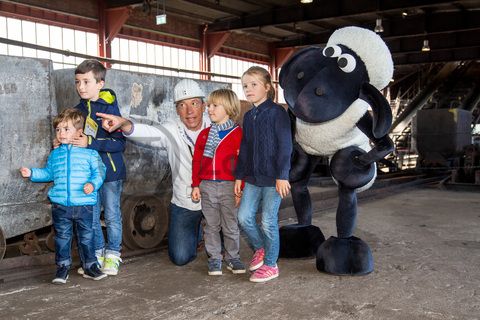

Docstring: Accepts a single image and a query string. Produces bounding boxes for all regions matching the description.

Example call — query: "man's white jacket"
[125,117,210,211]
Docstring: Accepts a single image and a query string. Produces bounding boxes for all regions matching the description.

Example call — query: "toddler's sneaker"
[208,259,222,276]
[83,263,107,281]
[102,254,122,276]
[249,248,265,271]
[77,255,104,275]
[52,265,70,285]
[225,258,246,274]
[249,264,279,283]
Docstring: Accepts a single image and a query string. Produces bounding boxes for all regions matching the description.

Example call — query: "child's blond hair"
[242,66,276,101]
[53,108,85,130]
[207,88,241,121]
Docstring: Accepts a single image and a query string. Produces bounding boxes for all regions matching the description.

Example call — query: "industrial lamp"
[156,0,167,25]
[300,0,313,3]
[421,39,430,52]
[374,18,384,33]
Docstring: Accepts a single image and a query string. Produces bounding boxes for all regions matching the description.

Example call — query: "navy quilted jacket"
[235,99,292,187]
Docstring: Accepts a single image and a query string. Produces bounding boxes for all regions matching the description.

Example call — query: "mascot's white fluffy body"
[295,99,371,157]
[295,99,377,193]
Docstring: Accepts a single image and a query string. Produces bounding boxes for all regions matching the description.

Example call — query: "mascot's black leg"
[291,177,314,225]
[279,143,325,258]
[316,146,375,275]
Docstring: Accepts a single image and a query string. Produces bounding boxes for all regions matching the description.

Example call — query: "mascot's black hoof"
[279,224,325,258]
[330,146,375,189]
[316,236,373,275]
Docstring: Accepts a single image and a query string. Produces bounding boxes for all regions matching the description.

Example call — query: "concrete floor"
[1,188,479,320]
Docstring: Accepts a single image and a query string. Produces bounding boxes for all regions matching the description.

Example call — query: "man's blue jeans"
[168,203,202,266]
[52,204,97,269]
[93,180,123,257]
[237,183,282,267]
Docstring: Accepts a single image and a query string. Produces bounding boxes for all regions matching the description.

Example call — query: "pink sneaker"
[249,264,279,283]
[249,248,265,271]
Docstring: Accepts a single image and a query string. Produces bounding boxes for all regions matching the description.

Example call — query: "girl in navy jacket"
[234,66,292,283]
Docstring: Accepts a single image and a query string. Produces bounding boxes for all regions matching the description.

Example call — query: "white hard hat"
[174,79,205,103]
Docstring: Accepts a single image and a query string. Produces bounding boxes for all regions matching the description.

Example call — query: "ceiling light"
[402,11,408,17]
[156,0,167,25]
[300,0,313,3]
[421,39,430,52]
[374,18,384,33]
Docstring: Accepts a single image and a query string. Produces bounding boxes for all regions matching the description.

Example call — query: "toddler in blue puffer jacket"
[20,108,107,284]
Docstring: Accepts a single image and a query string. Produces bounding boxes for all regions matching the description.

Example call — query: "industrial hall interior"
[0,0,479,319]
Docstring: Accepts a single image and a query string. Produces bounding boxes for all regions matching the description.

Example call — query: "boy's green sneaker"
[102,254,122,276]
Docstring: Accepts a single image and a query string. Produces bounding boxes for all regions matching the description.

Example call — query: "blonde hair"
[54,108,85,130]
[207,88,241,121]
[242,66,275,101]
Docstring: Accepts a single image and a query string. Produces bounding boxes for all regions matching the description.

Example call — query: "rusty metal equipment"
[122,195,170,249]
[0,55,56,260]
[18,232,43,256]
[0,226,6,260]
[412,108,472,168]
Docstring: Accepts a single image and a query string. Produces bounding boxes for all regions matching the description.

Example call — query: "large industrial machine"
[0,54,227,260]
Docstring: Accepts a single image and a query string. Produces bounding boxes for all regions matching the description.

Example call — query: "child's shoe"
[225,258,246,274]
[249,264,279,283]
[83,263,107,280]
[52,265,70,284]
[207,259,222,276]
[102,254,122,276]
[77,255,104,275]
[249,248,265,271]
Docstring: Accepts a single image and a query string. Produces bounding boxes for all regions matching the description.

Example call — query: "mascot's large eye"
[337,54,356,73]
[322,45,341,58]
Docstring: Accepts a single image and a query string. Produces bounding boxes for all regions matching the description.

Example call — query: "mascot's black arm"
[355,82,395,167]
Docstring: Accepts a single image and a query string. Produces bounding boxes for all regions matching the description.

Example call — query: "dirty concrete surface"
[0,188,479,320]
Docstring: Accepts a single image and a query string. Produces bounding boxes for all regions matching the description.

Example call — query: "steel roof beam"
[207,0,466,32]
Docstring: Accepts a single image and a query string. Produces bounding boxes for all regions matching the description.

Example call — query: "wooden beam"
[206,31,230,58]
[274,47,295,69]
[179,0,244,17]
[106,7,132,43]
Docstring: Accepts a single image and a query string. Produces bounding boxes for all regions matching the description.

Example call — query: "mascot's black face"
[279,45,369,123]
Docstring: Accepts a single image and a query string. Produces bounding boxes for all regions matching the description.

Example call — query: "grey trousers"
[200,180,240,261]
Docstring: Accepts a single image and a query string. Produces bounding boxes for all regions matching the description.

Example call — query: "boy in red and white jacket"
[191,89,245,276]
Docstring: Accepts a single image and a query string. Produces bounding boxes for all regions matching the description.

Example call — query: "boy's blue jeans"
[237,182,282,267]
[168,203,203,266]
[93,180,123,257]
[52,204,97,269]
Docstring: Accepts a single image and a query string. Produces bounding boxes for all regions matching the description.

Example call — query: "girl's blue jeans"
[237,182,282,267]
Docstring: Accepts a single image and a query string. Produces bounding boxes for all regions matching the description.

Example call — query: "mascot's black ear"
[359,82,393,138]
[279,47,319,89]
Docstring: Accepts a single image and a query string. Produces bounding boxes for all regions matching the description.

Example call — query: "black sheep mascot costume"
[279,26,394,275]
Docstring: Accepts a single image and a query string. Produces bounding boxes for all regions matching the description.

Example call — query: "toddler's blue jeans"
[52,203,97,269]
